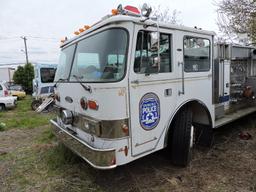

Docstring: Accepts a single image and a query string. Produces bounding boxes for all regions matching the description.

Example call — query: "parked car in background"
[0,96,17,111]
[7,84,26,100]
[0,81,10,97]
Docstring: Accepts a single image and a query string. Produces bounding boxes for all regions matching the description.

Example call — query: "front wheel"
[170,105,193,166]
[31,100,41,111]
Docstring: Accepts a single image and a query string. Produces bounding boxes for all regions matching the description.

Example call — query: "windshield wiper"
[53,78,68,88]
[72,75,92,93]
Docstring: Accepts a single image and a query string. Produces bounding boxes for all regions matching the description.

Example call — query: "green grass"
[0,96,103,192]
[0,96,54,130]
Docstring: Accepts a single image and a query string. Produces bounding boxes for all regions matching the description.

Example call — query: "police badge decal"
[139,92,160,130]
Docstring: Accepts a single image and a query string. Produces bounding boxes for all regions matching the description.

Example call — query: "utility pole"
[20,36,29,64]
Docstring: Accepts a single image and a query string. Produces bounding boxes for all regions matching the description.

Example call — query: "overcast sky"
[0,0,219,65]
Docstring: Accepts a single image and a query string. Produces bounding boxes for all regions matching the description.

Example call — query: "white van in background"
[31,63,57,110]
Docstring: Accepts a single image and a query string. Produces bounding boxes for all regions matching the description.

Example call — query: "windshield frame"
[60,27,130,84]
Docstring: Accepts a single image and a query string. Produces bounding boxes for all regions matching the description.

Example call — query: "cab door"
[129,25,177,156]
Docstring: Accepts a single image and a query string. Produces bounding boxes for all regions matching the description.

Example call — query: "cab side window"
[134,31,172,73]
[184,37,210,72]
[0,85,2,90]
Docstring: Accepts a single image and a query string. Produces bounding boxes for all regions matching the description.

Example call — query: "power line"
[0,35,60,42]
[27,35,59,40]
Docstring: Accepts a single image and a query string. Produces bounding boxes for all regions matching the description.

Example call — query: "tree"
[217,0,256,43]
[13,66,25,85]
[13,63,34,94]
[152,5,182,24]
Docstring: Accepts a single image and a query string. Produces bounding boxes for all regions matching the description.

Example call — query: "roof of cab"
[61,14,216,48]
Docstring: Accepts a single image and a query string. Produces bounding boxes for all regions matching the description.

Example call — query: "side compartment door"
[129,26,177,156]
[178,34,214,118]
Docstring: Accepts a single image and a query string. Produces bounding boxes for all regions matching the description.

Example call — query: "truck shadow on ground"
[79,112,256,192]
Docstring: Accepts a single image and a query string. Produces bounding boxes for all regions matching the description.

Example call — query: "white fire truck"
[50,4,256,169]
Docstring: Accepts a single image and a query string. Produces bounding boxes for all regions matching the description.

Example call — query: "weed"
[37,127,56,143]
[0,122,6,131]
[44,143,81,170]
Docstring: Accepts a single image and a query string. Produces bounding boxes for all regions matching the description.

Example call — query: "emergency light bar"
[63,3,152,42]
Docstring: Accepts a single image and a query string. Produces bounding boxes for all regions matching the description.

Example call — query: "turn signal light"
[88,100,98,110]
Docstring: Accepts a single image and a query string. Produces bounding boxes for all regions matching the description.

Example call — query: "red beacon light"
[123,5,140,15]
[115,4,141,17]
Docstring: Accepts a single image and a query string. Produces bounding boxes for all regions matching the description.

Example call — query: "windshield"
[70,28,128,82]
[40,68,56,83]
[54,44,75,81]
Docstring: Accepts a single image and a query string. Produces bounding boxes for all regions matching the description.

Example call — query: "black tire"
[170,105,193,166]
[0,104,6,111]
[31,100,41,111]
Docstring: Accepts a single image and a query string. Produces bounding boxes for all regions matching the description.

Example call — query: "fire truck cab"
[50,5,256,169]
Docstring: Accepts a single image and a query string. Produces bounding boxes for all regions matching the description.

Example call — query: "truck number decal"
[139,92,160,130]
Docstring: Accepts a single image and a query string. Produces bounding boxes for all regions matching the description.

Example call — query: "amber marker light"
[84,25,90,30]
[88,100,99,110]
[122,124,129,135]
[74,31,80,35]
[79,28,85,33]
[110,157,116,165]
[111,9,118,15]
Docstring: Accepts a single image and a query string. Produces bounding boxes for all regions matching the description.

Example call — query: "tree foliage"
[217,0,256,43]
[152,5,182,24]
[13,63,34,94]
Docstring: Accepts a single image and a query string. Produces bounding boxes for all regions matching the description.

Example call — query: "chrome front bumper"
[50,119,116,170]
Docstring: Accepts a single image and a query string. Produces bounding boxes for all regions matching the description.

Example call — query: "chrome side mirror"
[148,31,160,74]
[149,32,159,52]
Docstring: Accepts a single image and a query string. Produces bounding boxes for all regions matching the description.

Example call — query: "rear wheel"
[0,104,6,111]
[170,105,193,166]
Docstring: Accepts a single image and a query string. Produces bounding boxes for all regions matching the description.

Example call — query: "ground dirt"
[0,105,256,191]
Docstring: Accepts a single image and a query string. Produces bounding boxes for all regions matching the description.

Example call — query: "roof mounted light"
[115,4,140,17]
[117,4,123,13]
[141,3,152,18]
[124,5,140,15]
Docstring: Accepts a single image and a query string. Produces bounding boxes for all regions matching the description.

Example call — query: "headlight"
[60,109,73,125]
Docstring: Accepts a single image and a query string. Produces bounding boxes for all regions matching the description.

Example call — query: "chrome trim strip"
[50,119,116,170]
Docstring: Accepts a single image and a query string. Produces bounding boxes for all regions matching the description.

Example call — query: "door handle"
[131,80,139,84]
